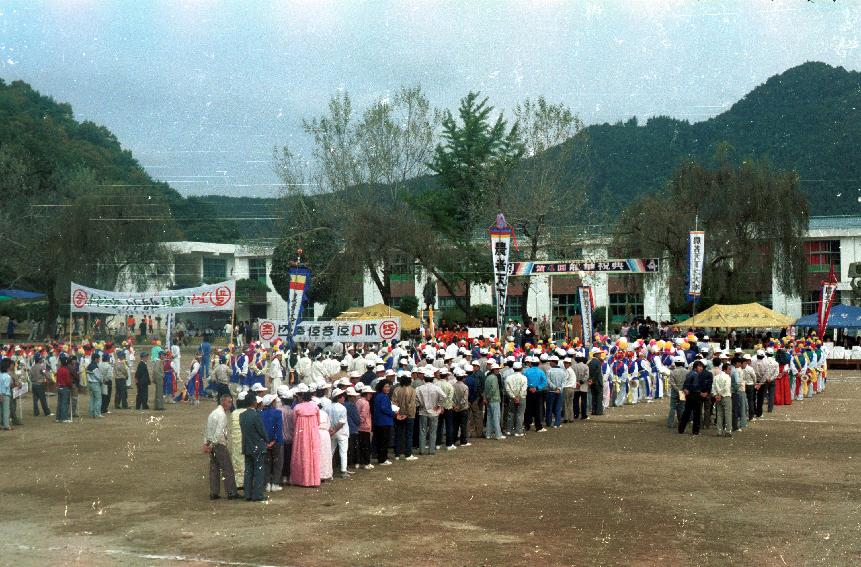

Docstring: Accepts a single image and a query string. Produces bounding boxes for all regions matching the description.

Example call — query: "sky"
[0,0,859,198]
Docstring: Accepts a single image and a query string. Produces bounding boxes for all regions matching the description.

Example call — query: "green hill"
[580,61,861,216]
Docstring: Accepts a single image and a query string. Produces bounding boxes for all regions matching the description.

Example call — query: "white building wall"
[469,282,494,306]
[643,256,672,321]
[581,246,609,310]
[839,236,861,300]
[362,269,384,306]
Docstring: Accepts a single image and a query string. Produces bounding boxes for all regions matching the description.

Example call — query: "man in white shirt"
[204,394,239,500]
[268,352,284,391]
[562,357,578,423]
[504,362,528,436]
[328,389,351,479]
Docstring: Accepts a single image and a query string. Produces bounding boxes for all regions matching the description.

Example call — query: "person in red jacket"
[55,355,74,423]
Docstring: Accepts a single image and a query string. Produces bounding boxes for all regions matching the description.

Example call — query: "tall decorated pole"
[285,249,311,382]
[817,264,839,339]
[578,286,595,348]
[489,213,516,341]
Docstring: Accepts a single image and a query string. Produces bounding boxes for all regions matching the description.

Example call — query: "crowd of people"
[0,328,831,504]
[197,330,830,501]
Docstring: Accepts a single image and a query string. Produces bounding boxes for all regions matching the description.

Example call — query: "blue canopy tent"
[795,304,861,329]
[0,289,46,301]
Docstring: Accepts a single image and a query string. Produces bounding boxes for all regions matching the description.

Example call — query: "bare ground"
[1,374,860,567]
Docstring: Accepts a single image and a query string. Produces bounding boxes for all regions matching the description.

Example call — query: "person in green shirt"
[483,362,504,440]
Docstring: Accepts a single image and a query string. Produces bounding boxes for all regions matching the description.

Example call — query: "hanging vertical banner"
[817,264,838,338]
[286,266,312,346]
[489,213,516,339]
[165,312,174,350]
[688,231,705,298]
[578,286,594,348]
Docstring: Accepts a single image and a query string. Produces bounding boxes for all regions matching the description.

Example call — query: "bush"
[471,303,496,321]
[441,307,466,324]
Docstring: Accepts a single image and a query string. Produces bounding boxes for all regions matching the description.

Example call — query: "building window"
[804,240,840,273]
[202,257,227,281]
[801,290,820,316]
[390,254,415,282]
[248,258,267,284]
[552,293,580,317]
[609,293,643,319]
[437,296,458,312]
[505,295,523,320]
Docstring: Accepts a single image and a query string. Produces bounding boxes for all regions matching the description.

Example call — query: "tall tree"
[613,150,808,308]
[413,92,523,316]
[502,97,590,318]
[272,86,438,308]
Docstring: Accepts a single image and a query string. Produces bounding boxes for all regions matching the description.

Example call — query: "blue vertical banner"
[687,231,705,300]
[286,266,312,346]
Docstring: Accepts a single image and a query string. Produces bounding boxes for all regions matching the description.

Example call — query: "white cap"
[345,387,358,396]
[563,357,572,363]
[261,394,275,406]
[276,385,291,398]
[513,361,523,369]
[237,391,248,401]
[766,347,774,355]
[743,354,752,360]
[251,382,267,392]
[437,367,449,376]
[756,349,765,356]
[295,383,310,393]
[366,360,376,367]
[674,356,686,364]
[385,369,396,376]
[349,370,361,379]
[331,388,344,398]
[488,361,500,370]
[453,368,466,377]
[374,365,385,372]
[539,354,549,361]
[590,347,602,355]
[340,360,349,367]
[464,364,474,372]
[549,355,559,362]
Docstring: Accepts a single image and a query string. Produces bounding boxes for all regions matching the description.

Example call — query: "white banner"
[70,280,235,315]
[578,286,594,347]
[490,214,515,337]
[259,318,401,344]
[688,231,705,297]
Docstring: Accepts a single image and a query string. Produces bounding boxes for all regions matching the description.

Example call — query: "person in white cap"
[260,394,284,492]
[230,390,250,490]
[277,386,295,484]
[356,385,374,469]
[752,349,769,419]
[742,354,757,421]
[239,392,271,501]
[484,362,504,440]
[415,368,446,454]
[504,361,527,436]
[667,356,688,428]
[267,351,284,392]
[329,388,351,479]
[344,387,361,469]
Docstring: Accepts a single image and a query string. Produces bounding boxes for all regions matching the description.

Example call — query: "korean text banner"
[259,318,401,343]
[286,266,311,343]
[578,286,594,348]
[510,258,659,276]
[688,232,705,297]
[489,213,515,338]
[70,280,235,315]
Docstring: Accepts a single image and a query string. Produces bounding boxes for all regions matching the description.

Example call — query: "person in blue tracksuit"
[522,357,548,432]
[372,381,395,464]
[261,395,284,492]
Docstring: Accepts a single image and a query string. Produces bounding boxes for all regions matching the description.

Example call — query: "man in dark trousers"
[135,351,151,410]
[240,395,271,501]
[678,360,707,435]
[587,349,604,416]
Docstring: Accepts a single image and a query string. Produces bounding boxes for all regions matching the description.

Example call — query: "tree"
[502,97,590,318]
[613,151,808,308]
[272,86,439,309]
[412,92,524,317]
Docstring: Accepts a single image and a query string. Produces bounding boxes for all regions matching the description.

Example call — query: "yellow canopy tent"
[335,303,421,332]
[683,302,794,329]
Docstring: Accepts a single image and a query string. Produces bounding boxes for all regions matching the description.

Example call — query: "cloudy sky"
[0,0,858,197]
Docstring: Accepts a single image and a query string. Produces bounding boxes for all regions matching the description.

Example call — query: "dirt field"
[2,374,860,567]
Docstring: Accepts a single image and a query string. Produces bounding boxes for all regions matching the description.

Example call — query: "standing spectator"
[328,389,351,478]
[86,355,102,418]
[451,369,470,447]
[711,362,732,437]
[199,335,212,382]
[240,394,270,501]
[204,394,239,500]
[290,387,321,487]
[29,353,51,417]
[0,358,14,430]
[415,369,445,454]
[372,381,395,465]
[667,357,687,428]
[6,317,15,339]
[138,318,147,339]
[504,361,527,436]
[355,385,374,469]
[587,349,604,416]
[261,394,284,492]
[678,361,706,435]
[135,352,151,410]
[98,353,114,415]
[55,356,73,423]
[114,351,130,410]
[484,362,504,439]
[392,374,417,460]
[573,355,590,420]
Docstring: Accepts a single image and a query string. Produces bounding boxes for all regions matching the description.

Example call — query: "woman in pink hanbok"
[290,391,321,487]
[318,403,333,482]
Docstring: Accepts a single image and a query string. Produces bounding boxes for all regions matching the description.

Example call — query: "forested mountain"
[2,61,857,248]
[579,62,861,217]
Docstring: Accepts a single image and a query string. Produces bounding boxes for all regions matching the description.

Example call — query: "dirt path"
[2,375,859,566]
